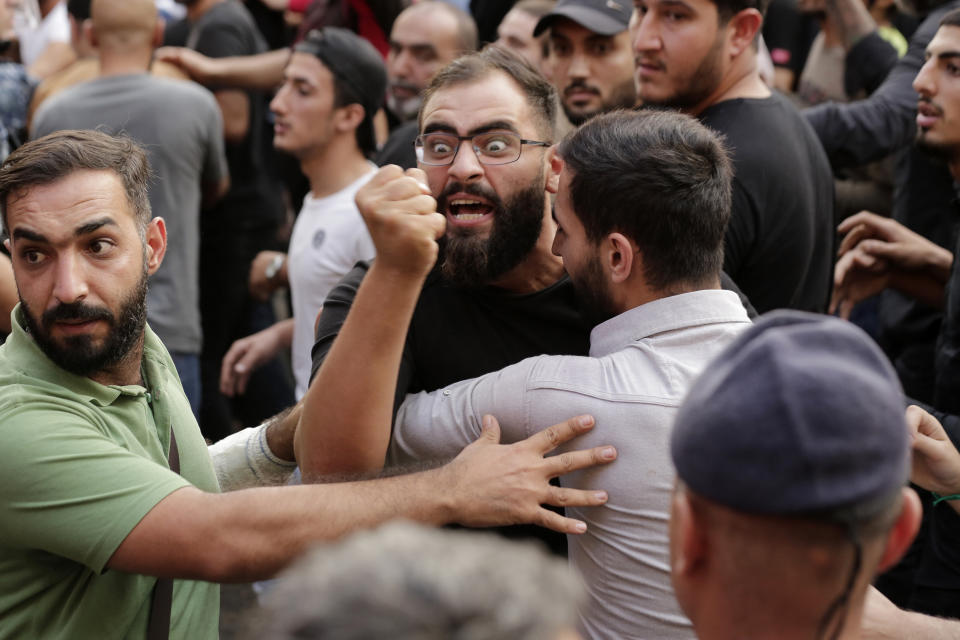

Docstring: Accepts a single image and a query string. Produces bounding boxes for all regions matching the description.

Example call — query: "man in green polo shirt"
[0,129,616,639]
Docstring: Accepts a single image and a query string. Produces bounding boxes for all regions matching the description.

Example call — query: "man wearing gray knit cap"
[668,311,922,640]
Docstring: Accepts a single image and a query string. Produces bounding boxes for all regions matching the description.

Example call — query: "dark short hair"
[419,44,558,139]
[941,7,960,26]
[66,0,92,21]
[330,73,378,156]
[0,129,152,234]
[712,0,769,22]
[557,110,731,291]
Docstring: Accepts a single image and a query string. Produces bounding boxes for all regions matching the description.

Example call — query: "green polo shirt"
[0,306,220,639]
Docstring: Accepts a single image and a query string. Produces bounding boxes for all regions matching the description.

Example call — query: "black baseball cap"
[671,311,909,521]
[533,0,632,37]
[294,27,387,121]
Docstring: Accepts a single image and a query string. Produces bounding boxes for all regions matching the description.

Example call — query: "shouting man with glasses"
[299,106,754,638]
[299,46,582,556]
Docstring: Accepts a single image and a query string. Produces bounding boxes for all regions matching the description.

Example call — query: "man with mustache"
[301,47,591,557]
[30,0,228,416]
[299,107,751,639]
[299,44,751,584]
[631,0,835,313]
[0,128,614,639]
[832,9,960,616]
[534,0,637,126]
[376,1,479,169]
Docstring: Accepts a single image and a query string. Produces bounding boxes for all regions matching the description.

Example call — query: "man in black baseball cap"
[221,27,387,402]
[668,311,922,640]
[533,0,636,125]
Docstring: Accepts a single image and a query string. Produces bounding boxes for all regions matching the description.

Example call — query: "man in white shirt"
[220,27,383,400]
[296,108,752,638]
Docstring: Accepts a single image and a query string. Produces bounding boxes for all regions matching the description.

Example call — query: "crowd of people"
[3,0,960,638]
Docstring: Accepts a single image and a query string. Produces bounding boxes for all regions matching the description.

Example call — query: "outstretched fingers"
[525,414,598,454]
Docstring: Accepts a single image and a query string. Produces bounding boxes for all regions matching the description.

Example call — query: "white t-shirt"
[15,1,69,67]
[287,166,377,398]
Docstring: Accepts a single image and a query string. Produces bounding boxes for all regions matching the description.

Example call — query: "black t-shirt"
[699,93,835,313]
[311,261,590,555]
[311,262,592,414]
[762,0,819,83]
[165,1,284,232]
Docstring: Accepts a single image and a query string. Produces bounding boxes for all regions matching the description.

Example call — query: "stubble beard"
[640,34,725,112]
[563,77,639,126]
[570,253,619,327]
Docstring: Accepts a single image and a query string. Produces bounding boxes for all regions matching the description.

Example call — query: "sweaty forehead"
[421,73,537,135]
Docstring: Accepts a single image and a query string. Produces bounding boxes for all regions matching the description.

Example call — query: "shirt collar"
[4,304,159,407]
[588,289,751,358]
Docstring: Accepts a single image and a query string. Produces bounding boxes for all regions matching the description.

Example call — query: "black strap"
[147,428,180,640]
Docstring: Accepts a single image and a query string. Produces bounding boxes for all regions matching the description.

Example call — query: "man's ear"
[336,104,366,135]
[546,147,562,195]
[672,490,708,578]
[606,232,637,284]
[83,19,97,49]
[152,20,164,49]
[876,488,922,573]
[726,9,763,58]
[144,217,167,276]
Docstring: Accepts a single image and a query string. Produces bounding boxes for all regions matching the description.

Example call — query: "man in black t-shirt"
[631,0,835,313]
[305,47,582,555]
[302,47,754,558]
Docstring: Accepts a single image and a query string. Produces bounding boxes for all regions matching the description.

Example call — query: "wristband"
[265,254,285,281]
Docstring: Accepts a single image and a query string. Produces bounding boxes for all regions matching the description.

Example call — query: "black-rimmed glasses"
[415,131,552,166]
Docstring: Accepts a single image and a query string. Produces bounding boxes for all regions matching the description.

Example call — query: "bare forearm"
[824,0,877,49]
[209,48,289,90]
[109,472,452,582]
[297,262,425,477]
[265,400,300,462]
[868,608,960,639]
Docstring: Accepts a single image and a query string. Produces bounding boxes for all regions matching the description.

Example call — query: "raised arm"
[153,47,290,91]
[296,166,444,479]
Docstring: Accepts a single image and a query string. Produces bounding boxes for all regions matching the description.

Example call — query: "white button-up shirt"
[393,289,752,640]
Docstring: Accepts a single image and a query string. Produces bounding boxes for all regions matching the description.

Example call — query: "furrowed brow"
[74,217,118,237]
[11,227,48,243]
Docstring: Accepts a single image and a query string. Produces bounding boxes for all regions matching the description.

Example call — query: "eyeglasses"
[415,131,552,166]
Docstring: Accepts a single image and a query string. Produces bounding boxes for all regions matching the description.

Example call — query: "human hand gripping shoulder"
[438,414,616,534]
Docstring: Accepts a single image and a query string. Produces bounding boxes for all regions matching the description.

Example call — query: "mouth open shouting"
[439,184,502,231]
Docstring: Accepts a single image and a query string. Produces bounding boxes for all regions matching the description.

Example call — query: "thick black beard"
[22,270,149,377]
[570,253,619,327]
[438,169,546,288]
